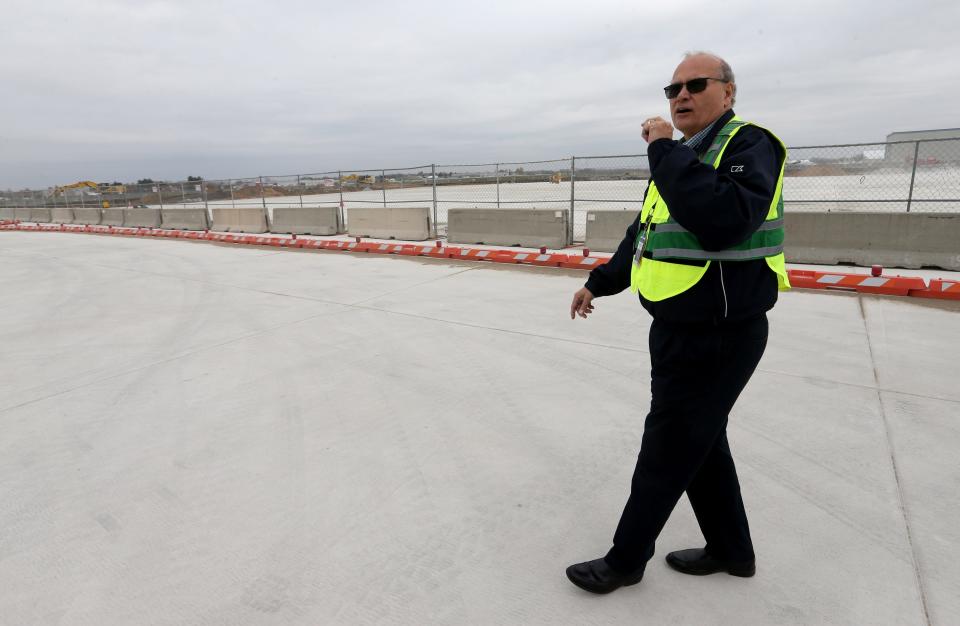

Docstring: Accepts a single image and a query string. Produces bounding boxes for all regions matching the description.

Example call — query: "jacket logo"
[730,165,745,173]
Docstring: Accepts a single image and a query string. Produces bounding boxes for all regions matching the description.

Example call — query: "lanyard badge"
[633,211,655,266]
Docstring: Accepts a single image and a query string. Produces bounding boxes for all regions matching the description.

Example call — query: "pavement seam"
[858,295,932,626]
[346,265,480,307]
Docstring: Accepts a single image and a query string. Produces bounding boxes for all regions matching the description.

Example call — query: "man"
[565,52,790,594]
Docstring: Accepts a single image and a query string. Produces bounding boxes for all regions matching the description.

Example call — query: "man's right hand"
[570,287,596,320]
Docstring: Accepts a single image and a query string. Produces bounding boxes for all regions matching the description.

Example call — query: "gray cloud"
[1,0,957,187]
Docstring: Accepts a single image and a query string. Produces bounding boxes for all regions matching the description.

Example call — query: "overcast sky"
[1,0,956,188]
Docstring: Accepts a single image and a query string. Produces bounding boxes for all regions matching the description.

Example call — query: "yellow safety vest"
[630,117,791,301]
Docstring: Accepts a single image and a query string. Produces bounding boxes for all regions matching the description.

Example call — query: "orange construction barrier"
[787,269,927,297]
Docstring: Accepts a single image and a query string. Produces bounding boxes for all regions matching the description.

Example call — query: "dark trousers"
[604,314,768,574]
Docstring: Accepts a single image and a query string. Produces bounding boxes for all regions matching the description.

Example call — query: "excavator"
[53,181,119,208]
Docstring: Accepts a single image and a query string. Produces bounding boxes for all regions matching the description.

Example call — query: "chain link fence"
[3,138,959,243]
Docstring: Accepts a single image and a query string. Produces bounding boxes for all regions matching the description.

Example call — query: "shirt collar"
[681,110,734,154]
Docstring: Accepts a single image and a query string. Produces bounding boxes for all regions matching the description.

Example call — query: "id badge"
[634,231,648,265]
[633,215,653,266]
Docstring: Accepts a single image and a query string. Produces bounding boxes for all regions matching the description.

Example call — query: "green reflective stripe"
[702,118,746,163]
[650,227,783,254]
[652,245,784,260]
[655,216,783,236]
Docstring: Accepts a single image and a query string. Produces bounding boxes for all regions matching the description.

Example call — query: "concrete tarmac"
[1,231,957,625]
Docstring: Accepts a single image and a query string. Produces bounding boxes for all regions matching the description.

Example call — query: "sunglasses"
[663,77,728,99]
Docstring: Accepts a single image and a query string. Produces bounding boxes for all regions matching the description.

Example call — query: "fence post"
[180,183,186,209]
[157,184,164,210]
[297,175,303,208]
[202,181,208,211]
[496,162,500,209]
[431,164,438,237]
[906,141,920,213]
[569,156,576,244]
[382,169,387,208]
[338,170,344,230]
[229,179,235,209]
[259,176,267,210]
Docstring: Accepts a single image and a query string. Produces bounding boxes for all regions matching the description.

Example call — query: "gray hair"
[683,51,736,107]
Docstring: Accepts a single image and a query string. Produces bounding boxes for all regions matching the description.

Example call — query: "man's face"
[668,55,734,138]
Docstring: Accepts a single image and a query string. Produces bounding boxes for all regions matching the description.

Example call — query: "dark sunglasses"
[663,77,727,99]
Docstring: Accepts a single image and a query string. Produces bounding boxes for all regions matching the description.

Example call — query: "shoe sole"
[665,556,755,578]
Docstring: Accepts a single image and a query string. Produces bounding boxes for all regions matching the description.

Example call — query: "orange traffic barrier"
[560,255,606,270]
[787,269,927,297]
[422,244,460,259]
[910,278,960,301]
[5,222,958,301]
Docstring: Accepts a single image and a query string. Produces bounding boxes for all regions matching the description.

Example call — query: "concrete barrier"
[29,209,51,223]
[785,212,960,271]
[101,208,125,226]
[51,208,74,224]
[122,208,161,228]
[72,208,102,225]
[14,208,32,221]
[161,208,210,231]
[447,209,569,248]
[0,208,14,220]
[347,207,431,240]
[272,207,340,235]
[585,210,638,252]
[212,208,268,233]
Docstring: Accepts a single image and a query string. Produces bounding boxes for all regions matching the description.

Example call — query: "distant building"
[885,128,960,165]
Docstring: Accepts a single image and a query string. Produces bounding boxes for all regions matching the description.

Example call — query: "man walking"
[566,51,790,594]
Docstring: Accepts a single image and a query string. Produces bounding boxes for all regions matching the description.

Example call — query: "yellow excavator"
[54,181,115,208]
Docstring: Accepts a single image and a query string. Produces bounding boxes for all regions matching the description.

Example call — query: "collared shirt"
[681,115,724,154]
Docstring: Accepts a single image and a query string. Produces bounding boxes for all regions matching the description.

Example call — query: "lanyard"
[633,185,658,266]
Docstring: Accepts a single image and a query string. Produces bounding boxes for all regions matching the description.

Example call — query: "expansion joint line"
[858,296,931,626]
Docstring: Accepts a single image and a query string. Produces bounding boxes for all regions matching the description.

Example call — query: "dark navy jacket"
[584,109,782,325]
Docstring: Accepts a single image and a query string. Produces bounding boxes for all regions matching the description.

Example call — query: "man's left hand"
[643,117,674,143]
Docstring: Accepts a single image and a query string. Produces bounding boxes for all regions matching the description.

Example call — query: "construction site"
[1,212,957,625]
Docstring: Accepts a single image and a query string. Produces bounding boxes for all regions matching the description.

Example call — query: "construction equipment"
[54,181,112,208]
[53,181,98,195]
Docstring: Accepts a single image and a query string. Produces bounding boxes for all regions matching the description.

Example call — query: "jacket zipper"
[718,261,729,319]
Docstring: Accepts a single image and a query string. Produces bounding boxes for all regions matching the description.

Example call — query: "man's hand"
[570,287,596,320]
[642,116,674,143]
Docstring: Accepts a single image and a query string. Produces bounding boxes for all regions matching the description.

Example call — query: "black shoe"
[665,548,755,577]
[565,558,645,594]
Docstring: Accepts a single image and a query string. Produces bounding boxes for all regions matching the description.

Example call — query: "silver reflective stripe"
[652,222,689,233]
[817,275,844,284]
[652,245,783,260]
[757,218,784,232]
[858,277,889,287]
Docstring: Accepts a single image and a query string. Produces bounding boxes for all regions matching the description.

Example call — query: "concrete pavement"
[1,231,957,625]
